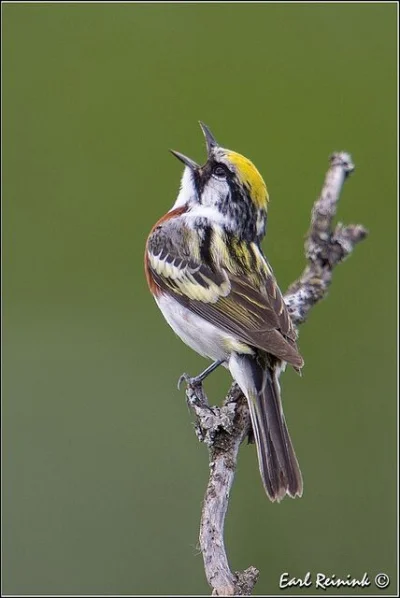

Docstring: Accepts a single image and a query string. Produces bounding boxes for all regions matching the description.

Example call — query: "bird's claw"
[177,372,202,390]
[178,372,212,411]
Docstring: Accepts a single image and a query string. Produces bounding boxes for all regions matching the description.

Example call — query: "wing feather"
[147,233,303,368]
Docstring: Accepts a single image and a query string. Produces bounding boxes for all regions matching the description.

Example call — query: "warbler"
[144,122,304,501]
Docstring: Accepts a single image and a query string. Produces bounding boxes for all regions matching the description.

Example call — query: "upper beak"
[199,121,218,155]
[170,149,199,170]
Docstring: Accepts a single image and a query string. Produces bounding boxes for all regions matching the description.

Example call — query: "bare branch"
[187,384,254,595]
[184,152,368,596]
[285,153,368,325]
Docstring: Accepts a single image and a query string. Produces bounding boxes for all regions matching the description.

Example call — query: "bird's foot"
[177,372,203,391]
[177,359,225,391]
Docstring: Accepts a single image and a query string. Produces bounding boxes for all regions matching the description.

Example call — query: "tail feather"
[229,352,303,502]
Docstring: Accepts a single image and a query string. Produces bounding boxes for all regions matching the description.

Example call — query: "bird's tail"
[229,352,303,501]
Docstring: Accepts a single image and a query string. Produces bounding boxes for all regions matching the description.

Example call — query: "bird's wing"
[146,233,303,368]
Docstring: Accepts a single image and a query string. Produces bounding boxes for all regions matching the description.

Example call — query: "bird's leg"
[177,359,225,390]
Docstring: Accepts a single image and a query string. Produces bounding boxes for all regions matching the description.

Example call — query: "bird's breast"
[154,292,252,361]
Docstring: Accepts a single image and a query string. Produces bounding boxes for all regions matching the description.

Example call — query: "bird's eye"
[213,165,227,178]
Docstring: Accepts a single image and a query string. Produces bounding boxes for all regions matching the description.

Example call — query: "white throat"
[184,204,231,228]
[171,167,195,210]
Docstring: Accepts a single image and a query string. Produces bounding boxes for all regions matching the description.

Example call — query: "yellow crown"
[226,150,269,208]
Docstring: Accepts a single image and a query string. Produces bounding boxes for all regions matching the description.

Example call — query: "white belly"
[155,293,252,362]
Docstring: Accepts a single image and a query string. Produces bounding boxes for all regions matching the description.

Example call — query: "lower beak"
[170,150,199,170]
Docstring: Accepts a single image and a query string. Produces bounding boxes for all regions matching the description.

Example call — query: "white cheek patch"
[184,178,232,229]
[201,177,228,209]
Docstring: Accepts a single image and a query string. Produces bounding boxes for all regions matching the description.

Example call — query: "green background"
[3,3,397,596]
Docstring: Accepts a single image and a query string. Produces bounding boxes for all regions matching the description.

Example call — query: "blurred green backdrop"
[3,3,397,596]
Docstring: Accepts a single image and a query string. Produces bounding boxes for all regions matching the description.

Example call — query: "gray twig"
[184,152,368,596]
[285,153,367,325]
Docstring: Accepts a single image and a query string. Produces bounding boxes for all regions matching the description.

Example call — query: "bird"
[144,122,304,501]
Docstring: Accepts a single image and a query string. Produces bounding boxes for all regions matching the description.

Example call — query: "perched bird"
[144,123,304,501]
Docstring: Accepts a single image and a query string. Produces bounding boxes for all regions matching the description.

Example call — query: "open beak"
[170,122,218,169]
[170,149,199,170]
[199,121,218,155]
